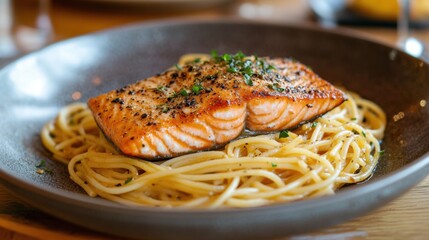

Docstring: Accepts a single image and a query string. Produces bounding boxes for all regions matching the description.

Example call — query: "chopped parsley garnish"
[179,89,189,96]
[271,162,278,168]
[36,160,46,168]
[257,59,276,73]
[222,53,232,62]
[227,67,238,73]
[234,51,245,59]
[192,84,204,95]
[175,64,182,71]
[351,117,357,121]
[35,160,53,175]
[279,130,289,138]
[193,58,201,63]
[379,149,385,156]
[125,177,133,184]
[268,65,276,71]
[210,51,276,86]
[211,49,219,58]
[157,104,170,113]
[268,83,285,92]
[244,74,253,86]
[352,129,366,137]
[161,106,169,113]
[311,122,318,128]
[155,85,166,92]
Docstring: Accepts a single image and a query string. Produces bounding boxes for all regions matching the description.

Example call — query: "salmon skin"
[88,53,347,159]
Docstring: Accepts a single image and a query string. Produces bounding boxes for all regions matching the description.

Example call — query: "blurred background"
[1,0,429,59]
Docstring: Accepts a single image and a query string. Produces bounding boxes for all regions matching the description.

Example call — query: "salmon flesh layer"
[88,54,347,159]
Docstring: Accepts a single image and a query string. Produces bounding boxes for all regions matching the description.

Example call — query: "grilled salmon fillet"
[88,53,346,159]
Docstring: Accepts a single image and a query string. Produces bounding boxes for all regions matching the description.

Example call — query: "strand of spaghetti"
[342,141,363,175]
[77,115,97,136]
[115,156,305,190]
[240,175,265,188]
[309,122,323,143]
[231,188,259,196]
[72,152,163,173]
[177,197,211,208]
[251,180,276,191]
[182,158,309,174]
[227,167,329,199]
[288,163,342,195]
[57,103,87,137]
[81,160,126,186]
[275,148,335,172]
[148,181,217,197]
[161,151,227,168]
[100,169,134,180]
[100,190,182,207]
[68,158,97,196]
[85,167,287,195]
[40,121,71,164]
[178,169,286,186]
[226,136,282,156]
[108,185,211,207]
[54,136,90,152]
[209,177,240,208]
[339,134,356,160]
[157,178,225,193]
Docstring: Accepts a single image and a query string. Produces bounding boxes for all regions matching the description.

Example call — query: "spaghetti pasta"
[41,91,386,208]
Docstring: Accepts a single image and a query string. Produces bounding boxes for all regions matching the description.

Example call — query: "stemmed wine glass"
[0,0,53,60]
[397,0,428,60]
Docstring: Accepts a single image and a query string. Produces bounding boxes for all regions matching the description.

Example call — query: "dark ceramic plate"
[61,0,231,11]
[1,20,429,240]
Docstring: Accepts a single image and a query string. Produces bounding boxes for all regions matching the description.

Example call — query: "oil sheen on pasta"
[41,90,386,208]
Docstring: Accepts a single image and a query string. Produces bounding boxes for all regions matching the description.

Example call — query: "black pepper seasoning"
[111,98,124,104]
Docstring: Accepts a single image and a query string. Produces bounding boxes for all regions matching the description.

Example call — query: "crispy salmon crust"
[88,56,346,159]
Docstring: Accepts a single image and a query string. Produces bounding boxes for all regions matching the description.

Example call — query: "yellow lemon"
[349,0,429,21]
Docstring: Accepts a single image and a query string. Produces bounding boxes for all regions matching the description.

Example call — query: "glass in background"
[0,0,53,59]
[398,0,428,60]
[310,0,429,60]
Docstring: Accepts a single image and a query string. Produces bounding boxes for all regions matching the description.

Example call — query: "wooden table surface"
[2,0,429,239]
